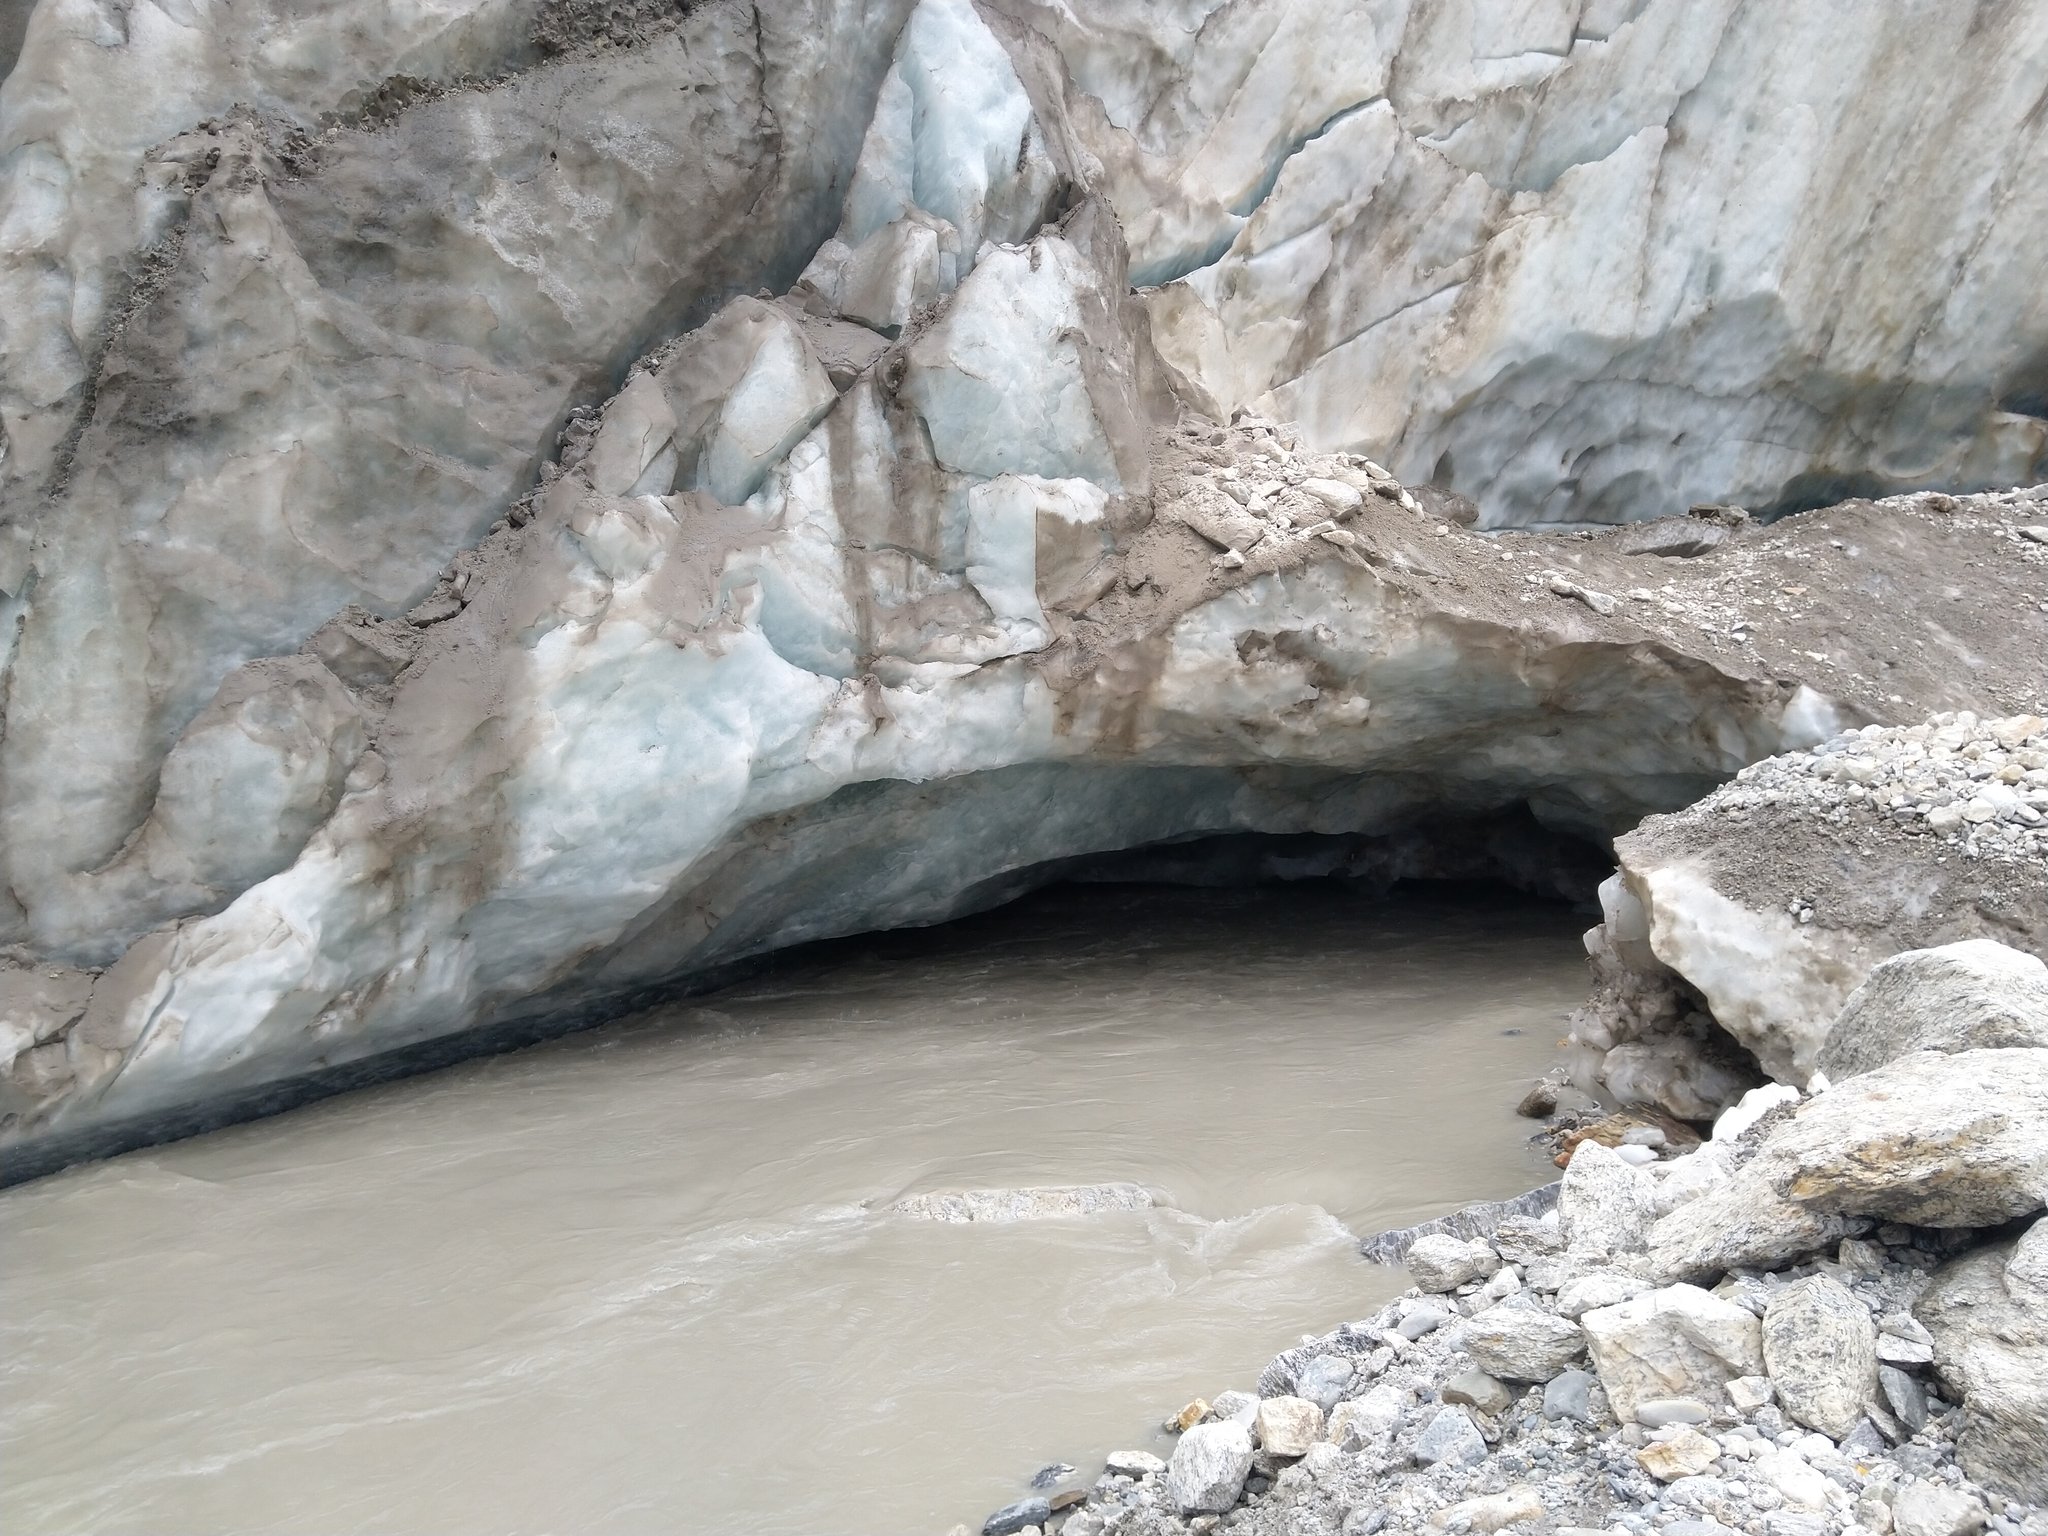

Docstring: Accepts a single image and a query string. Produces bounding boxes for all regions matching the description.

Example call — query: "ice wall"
[1,0,2044,1167]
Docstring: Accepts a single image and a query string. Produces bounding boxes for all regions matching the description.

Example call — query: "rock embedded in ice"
[1817,939,2048,1081]
[1760,1277,1879,1441]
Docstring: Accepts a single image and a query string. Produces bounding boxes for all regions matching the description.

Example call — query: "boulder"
[1166,1422,1253,1514]
[1889,1483,1989,1536]
[1328,1385,1406,1451]
[1648,1049,2048,1282]
[1432,1486,1544,1532]
[1581,1284,1765,1423]
[1442,1370,1514,1415]
[1405,1233,1502,1293]
[1761,1276,1879,1440]
[1817,940,2048,1080]
[1253,1396,1323,1458]
[1556,1270,1654,1320]
[982,1497,1052,1536]
[1455,1304,1587,1382]
[1557,1141,1659,1258]
[1917,1217,2048,1501]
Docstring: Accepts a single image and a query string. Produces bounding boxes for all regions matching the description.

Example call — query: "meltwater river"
[0,882,1585,1535]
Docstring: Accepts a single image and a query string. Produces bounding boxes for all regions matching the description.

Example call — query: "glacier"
[1,0,2046,1169]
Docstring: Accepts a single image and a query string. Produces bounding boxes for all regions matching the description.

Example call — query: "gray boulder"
[1412,1406,1488,1468]
[1917,1217,2048,1501]
[1456,1303,1588,1382]
[1166,1422,1254,1514]
[1581,1284,1764,1423]
[1761,1276,1879,1439]
[1404,1233,1502,1293]
[1818,940,2048,1080]
[1889,1482,1989,1536]
[1649,1049,2048,1282]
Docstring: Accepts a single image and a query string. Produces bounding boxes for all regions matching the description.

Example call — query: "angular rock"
[1205,1391,1259,1431]
[1818,940,2048,1080]
[1292,1354,1355,1414]
[1404,1233,1501,1293]
[1455,1305,1587,1383]
[1638,1426,1720,1481]
[1890,1483,1988,1536]
[1328,1386,1405,1451]
[1581,1284,1765,1423]
[1543,1369,1596,1423]
[1253,1397,1323,1458]
[1557,1270,1654,1320]
[1880,1365,1929,1435]
[1648,1050,2048,1281]
[1166,1423,1253,1515]
[1762,1276,1880,1440]
[1558,1141,1659,1258]
[1411,1406,1487,1469]
[1917,1218,2048,1500]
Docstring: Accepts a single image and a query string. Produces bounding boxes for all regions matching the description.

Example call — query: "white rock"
[1253,1396,1324,1458]
[1889,1483,1988,1536]
[1558,1140,1660,1258]
[1454,1304,1587,1382]
[1166,1422,1253,1515]
[1581,1284,1765,1423]
[1817,939,2048,1080]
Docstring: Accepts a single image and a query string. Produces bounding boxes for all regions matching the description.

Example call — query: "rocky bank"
[958,937,2048,1536]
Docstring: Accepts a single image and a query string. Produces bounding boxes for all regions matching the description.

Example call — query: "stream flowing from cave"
[0,884,1585,1536]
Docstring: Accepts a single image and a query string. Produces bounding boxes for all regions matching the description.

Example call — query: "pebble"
[1637,1397,1714,1427]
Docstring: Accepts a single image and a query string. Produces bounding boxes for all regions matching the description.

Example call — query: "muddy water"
[0,884,1585,1536]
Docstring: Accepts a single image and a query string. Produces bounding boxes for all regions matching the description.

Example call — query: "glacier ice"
[1,0,2046,1167]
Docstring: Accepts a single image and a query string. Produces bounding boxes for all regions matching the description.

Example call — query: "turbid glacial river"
[0,883,1585,1536]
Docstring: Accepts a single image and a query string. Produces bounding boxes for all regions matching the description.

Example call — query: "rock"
[1639,1426,1721,1481]
[1431,1486,1545,1532]
[1398,1303,1456,1340]
[1726,1375,1776,1412]
[1170,1400,1210,1433]
[1755,1449,1833,1511]
[1298,478,1364,516]
[1891,1484,1989,1536]
[1543,1369,1596,1423]
[1762,1276,1880,1439]
[1205,1392,1260,1431]
[1636,1396,1713,1426]
[1166,1423,1254,1515]
[1442,1369,1514,1415]
[1103,1451,1166,1478]
[1557,1271,1655,1320]
[983,1497,1052,1536]
[1293,1355,1356,1413]
[1253,1396,1323,1458]
[1405,1233,1502,1293]
[1029,1463,1075,1490]
[1518,1081,1561,1118]
[1581,1284,1766,1423]
[1619,519,1733,559]
[1817,941,2048,1080]
[1879,1366,1929,1435]
[1412,1406,1488,1469]
[1329,1385,1406,1451]
[1648,1050,2048,1281]
[1558,1141,1660,1258]
[1918,1219,2048,1500]
[1456,1304,1587,1382]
